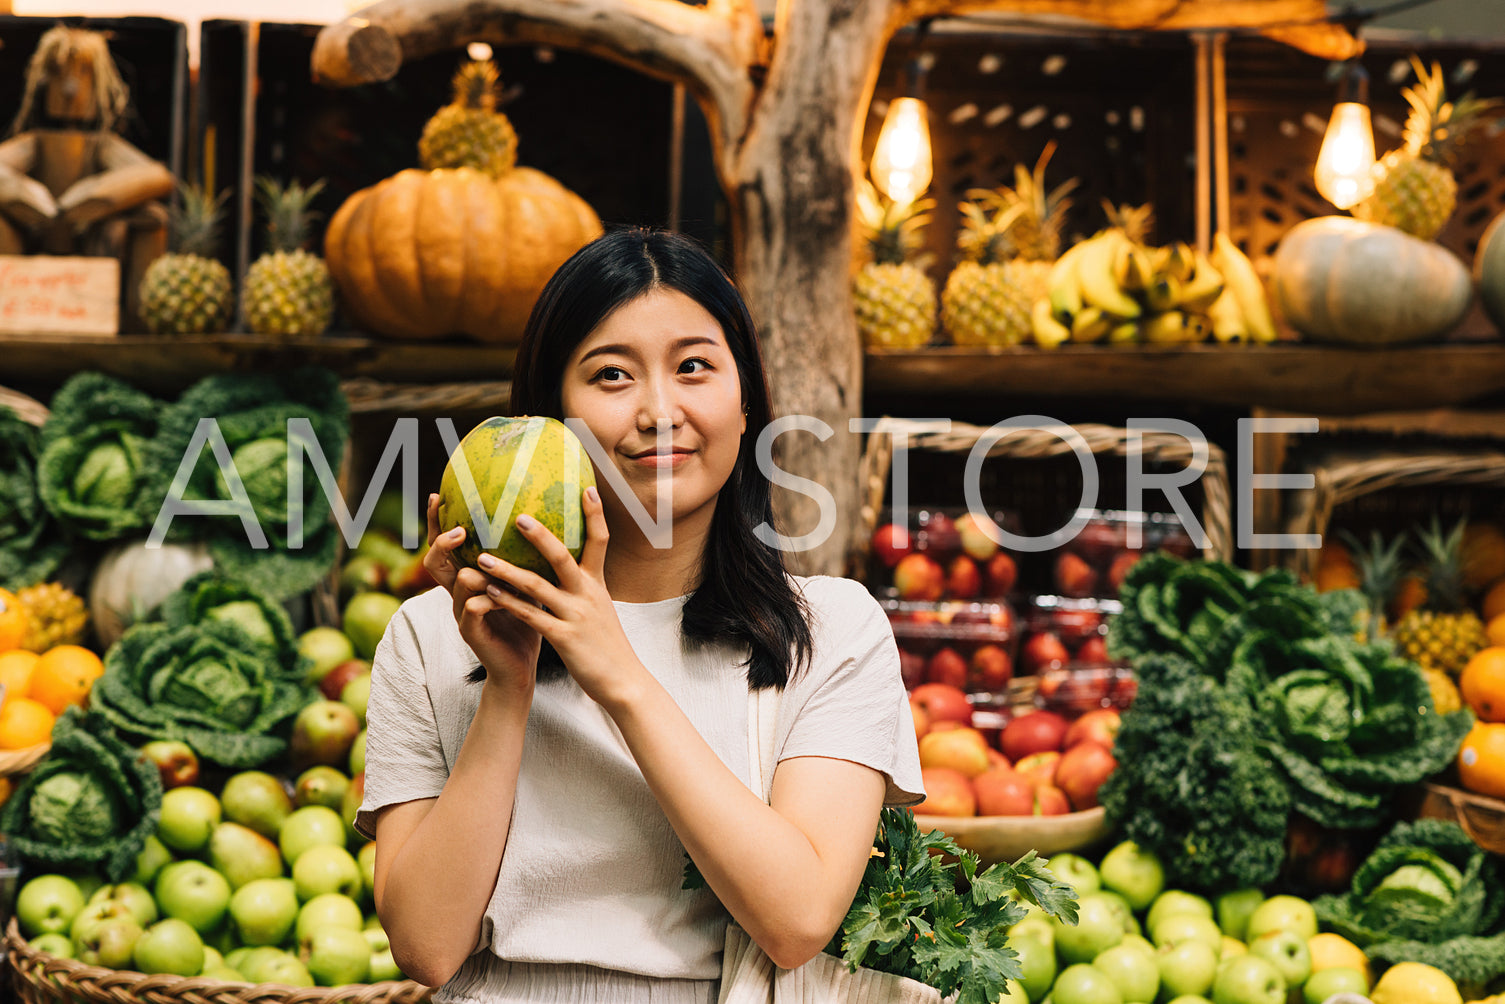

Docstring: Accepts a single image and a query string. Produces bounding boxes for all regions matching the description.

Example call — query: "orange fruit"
[1484,579,1505,623]
[1461,647,1505,722]
[1458,721,1505,799]
[0,775,13,807]
[0,650,39,700]
[1390,575,1427,620]
[0,696,54,749]
[29,645,104,716]
[1463,523,1505,592]
[1315,563,1361,593]
[0,588,27,652]
[1489,613,1505,649]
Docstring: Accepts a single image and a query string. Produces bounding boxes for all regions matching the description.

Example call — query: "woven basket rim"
[4,916,434,1004]
[0,385,48,428]
[0,741,50,777]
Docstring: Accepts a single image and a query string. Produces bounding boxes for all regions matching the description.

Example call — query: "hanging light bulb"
[871,95,933,205]
[1315,60,1376,210]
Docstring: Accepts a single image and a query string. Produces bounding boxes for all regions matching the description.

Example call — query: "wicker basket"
[853,416,1235,569]
[1282,450,1505,582]
[5,918,434,1004]
[913,806,1112,865]
[1413,780,1505,857]
[0,386,52,773]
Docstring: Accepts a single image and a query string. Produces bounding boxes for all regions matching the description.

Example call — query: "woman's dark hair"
[470,226,812,689]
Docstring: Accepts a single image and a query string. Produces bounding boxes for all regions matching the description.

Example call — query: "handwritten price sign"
[0,255,119,335]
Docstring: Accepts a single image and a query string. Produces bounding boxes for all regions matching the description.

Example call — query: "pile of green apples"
[1008,841,1373,1004]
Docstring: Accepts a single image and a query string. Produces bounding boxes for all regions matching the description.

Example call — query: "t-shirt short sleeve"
[778,576,925,807]
[356,595,453,840]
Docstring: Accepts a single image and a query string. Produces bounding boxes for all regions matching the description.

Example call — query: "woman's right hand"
[424,493,541,692]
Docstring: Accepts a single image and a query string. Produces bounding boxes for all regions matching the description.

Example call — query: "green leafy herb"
[0,406,69,589]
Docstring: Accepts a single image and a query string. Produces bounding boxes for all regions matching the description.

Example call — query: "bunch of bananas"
[1032,230,1277,348]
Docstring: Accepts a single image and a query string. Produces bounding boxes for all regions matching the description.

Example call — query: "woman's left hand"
[476,485,640,705]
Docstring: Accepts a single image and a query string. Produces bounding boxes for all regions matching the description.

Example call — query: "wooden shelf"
[863,343,1505,414]
[0,333,517,394]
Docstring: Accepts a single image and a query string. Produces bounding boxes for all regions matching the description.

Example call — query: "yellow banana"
[1032,297,1071,349]
[1212,233,1276,342]
[1142,310,1187,343]
[1164,242,1196,282]
[1177,252,1225,313]
[1182,313,1211,343]
[1108,320,1140,343]
[1206,288,1249,343]
[1071,306,1112,343]
[1144,274,1181,313]
[1076,233,1141,319]
[1047,242,1087,320]
[1112,241,1136,290]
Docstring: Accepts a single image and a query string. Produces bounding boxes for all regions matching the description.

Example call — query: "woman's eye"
[679,358,712,374]
[593,366,627,382]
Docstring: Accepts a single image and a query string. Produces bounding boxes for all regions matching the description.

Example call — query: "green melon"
[1475,209,1505,334]
[437,416,596,582]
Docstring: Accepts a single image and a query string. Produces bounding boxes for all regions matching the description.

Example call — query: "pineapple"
[1352,57,1500,240]
[1103,201,1155,245]
[15,582,88,653]
[1341,528,1405,641]
[138,183,234,335]
[418,57,518,178]
[853,181,936,350]
[1391,517,1491,677]
[242,177,334,340]
[941,143,1077,347]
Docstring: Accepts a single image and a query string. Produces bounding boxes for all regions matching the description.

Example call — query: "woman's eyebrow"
[578,335,720,364]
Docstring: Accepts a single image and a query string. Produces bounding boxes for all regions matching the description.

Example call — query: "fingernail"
[478,553,496,568]
[586,486,599,504]
[517,514,538,531]
[446,528,463,540]
[486,584,503,598]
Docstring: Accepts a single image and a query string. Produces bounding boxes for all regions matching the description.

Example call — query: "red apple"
[318,659,372,701]
[1021,632,1070,673]
[909,682,973,726]
[1050,609,1104,645]
[956,513,1000,561]
[984,552,1018,596]
[969,644,1013,691]
[1075,636,1110,665]
[974,767,1035,816]
[893,553,945,601]
[1013,750,1062,788]
[1055,740,1117,810]
[909,699,931,740]
[927,720,965,733]
[914,767,976,817]
[1112,673,1138,707]
[1034,784,1071,815]
[1000,711,1070,762]
[917,513,961,557]
[140,740,200,790]
[925,647,969,689]
[1107,551,1140,592]
[985,747,1011,770]
[289,700,362,771]
[1054,552,1099,598]
[388,551,440,600]
[919,727,990,778]
[1073,520,1125,564]
[898,648,926,690]
[946,556,982,600]
[871,523,912,568]
[1065,708,1121,750]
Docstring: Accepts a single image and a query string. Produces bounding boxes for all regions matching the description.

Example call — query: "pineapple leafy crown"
[1101,200,1154,245]
[956,142,1077,264]
[1414,513,1468,613]
[450,58,501,112]
[168,181,229,257]
[857,178,934,267]
[1399,56,1503,167]
[254,176,325,254]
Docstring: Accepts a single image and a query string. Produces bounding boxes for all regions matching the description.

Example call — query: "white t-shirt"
[358,574,925,1003]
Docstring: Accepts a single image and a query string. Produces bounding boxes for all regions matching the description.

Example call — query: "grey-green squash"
[1475,209,1505,334]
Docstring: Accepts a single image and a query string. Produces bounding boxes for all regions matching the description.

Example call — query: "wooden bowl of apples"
[913,806,1112,865]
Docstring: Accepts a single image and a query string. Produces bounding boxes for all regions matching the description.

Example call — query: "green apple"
[225,945,275,975]
[340,674,371,726]
[1055,893,1128,965]
[301,926,371,986]
[1049,853,1102,894]
[1157,939,1220,1001]
[69,873,105,901]
[1094,891,1142,937]
[229,877,300,946]
[1092,942,1159,1003]
[29,933,74,958]
[1012,915,1055,948]
[1247,931,1310,990]
[279,805,347,866]
[88,883,158,928]
[1211,954,1285,1004]
[1053,962,1126,1004]
[208,821,285,890]
[201,946,224,972]
[364,913,383,931]
[1302,966,1368,1004]
[343,593,401,661]
[342,773,366,845]
[294,765,350,811]
[237,946,293,981]
[1146,891,1213,936]
[133,918,205,977]
[154,860,232,934]
[998,980,1027,1004]
[349,730,367,776]
[70,899,137,944]
[1214,889,1264,942]
[130,835,174,887]
[298,627,357,685]
[260,953,316,987]
[1098,841,1166,912]
[1244,896,1316,943]
[1151,913,1224,953]
[76,916,144,969]
[357,842,377,902]
[293,845,363,902]
[1009,929,1057,1002]
[1120,934,1156,959]
[157,786,222,854]
[16,874,86,937]
[295,893,365,943]
[1165,998,1213,1004]
[1221,937,1245,959]
[220,771,294,840]
[202,965,249,982]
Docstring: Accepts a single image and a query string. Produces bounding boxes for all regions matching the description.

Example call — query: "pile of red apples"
[910,682,1120,819]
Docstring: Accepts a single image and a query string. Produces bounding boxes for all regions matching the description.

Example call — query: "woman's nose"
[636,381,682,433]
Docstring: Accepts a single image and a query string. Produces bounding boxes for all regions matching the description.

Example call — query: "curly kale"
[1098,652,1291,894]
[0,708,162,880]
[0,406,69,589]
[159,571,308,681]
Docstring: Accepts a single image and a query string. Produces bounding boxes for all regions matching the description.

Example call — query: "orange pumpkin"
[324,166,602,343]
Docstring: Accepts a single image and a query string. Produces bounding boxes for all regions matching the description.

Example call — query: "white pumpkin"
[89,538,214,647]
[1271,216,1473,345]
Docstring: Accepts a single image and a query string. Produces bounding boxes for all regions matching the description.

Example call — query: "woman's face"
[560,288,746,540]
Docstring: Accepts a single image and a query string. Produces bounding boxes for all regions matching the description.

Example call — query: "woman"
[357,227,924,1003]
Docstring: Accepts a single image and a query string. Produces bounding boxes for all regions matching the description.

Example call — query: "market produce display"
[137,183,236,337]
[242,177,336,341]
[854,179,938,350]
